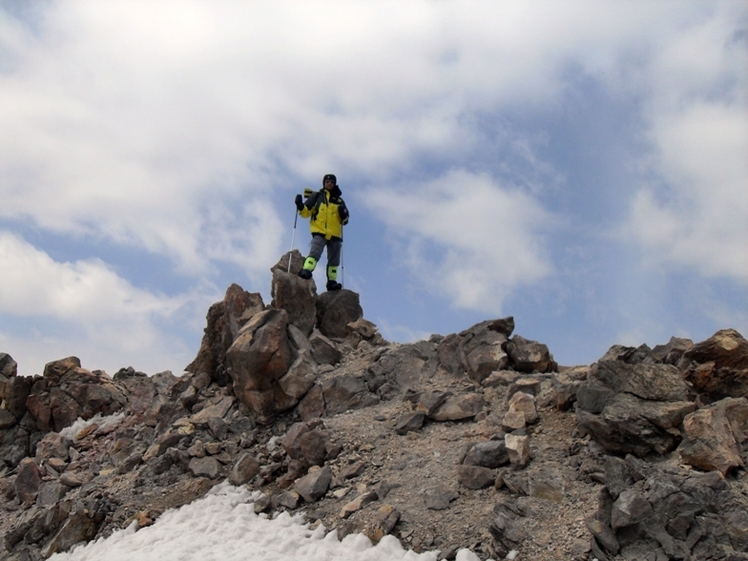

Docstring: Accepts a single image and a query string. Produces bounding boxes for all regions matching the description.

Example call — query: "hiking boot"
[298,269,313,280]
[326,280,342,291]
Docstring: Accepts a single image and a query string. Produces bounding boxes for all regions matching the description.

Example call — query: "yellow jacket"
[299,186,349,240]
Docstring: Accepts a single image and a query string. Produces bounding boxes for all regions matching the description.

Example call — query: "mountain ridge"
[1,251,747,560]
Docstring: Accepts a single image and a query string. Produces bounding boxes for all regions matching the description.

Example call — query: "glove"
[338,202,349,225]
[295,194,303,211]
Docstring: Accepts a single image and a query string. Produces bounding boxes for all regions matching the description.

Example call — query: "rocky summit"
[1,250,747,561]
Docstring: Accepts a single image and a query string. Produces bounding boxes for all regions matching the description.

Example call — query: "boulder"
[463,440,510,469]
[15,458,42,504]
[26,359,128,433]
[188,456,222,479]
[367,343,439,397]
[576,360,697,457]
[294,466,332,503]
[505,434,530,468]
[505,335,556,373]
[226,309,295,424]
[0,352,17,379]
[322,376,378,416]
[436,318,514,380]
[677,397,748,475]
[3,373,30,421]
[460,328,509,384]
[186,283,265,385]
[457,465,495,489]
[395,411,426,435]
[271,251,318,336]
[651,336,693,365]
[578,393,696,457]
[591,458,748,560]
[278,352,317,401]
[283,422,331,467]
[309,330,342,365]
[430,393,484,421]
[316,289,363,339]
[40,510,98,558]
[229,453,261,486]
[506,391,538,425]
[679,328,748,400]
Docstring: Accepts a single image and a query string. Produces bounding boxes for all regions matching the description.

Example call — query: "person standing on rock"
[294,173,349,291]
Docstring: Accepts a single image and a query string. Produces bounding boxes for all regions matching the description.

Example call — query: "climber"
[294,174,349,291]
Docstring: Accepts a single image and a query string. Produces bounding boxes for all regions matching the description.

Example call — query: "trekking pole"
[340,226,344,288]
[287,209,298,274]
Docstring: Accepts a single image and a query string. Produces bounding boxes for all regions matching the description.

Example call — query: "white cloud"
[627,5,748,282]
[0,0,745,372]
[0,231,205,375]
[364,170,555,312]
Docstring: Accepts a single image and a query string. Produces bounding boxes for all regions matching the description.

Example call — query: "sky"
[47,480,487,561]
[0,0,746,377]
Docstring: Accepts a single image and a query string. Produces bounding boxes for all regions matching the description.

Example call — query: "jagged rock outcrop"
[185,283,265,386]
[587,456,748,560]
[576,360,697,456]
[678,328,748,400]
[1,256,747,561]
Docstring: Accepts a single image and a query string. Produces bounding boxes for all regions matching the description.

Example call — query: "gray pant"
[308,234,341,267]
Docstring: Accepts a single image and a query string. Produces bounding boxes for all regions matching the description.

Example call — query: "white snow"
[59,412,125,440]
[48,482,488,561]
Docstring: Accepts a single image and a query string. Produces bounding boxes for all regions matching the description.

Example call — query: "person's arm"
[338,200,349,225]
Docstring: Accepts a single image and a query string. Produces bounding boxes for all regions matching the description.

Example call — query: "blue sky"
[0,0,746,376]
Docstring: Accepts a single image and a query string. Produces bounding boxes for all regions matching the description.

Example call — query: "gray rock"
[316,289,363,339]
[310,331,342,365]
[457,465,495,489]
[283,422,330,467]
[294,466,332,503]
[229,453,261,486]
[278,352,317,401]
[430,393,484,421]
[505,335,555,373]
[41,510,98,558]
[322,376,378,416]
[37,480,69,507]
[463,440,510,469]
[610,489,654,530]
[489,512,527,559]
[15,458,41,504]
[395,411,426,435]
[424,486,458,510]
[188,456,222,479]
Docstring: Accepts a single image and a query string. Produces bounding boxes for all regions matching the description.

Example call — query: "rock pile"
[1,251,747,561]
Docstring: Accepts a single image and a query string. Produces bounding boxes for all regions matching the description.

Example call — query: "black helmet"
[323,174,337,185]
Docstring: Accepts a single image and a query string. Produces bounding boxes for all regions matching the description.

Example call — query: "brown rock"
[271,255,318,336]
[226,309,294,423]
[229,452,260,485]
[186,283,265,384]
[15,458,42,504]
[506,335,556,373]
[678,397,748,475]
[680,329,748,399]
[457,465,495,489]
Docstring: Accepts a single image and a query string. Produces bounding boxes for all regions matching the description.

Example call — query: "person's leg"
[325,239,342,290]
[299,235,326,279]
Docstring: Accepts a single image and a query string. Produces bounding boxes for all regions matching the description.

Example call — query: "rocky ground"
[1,252,747,561]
